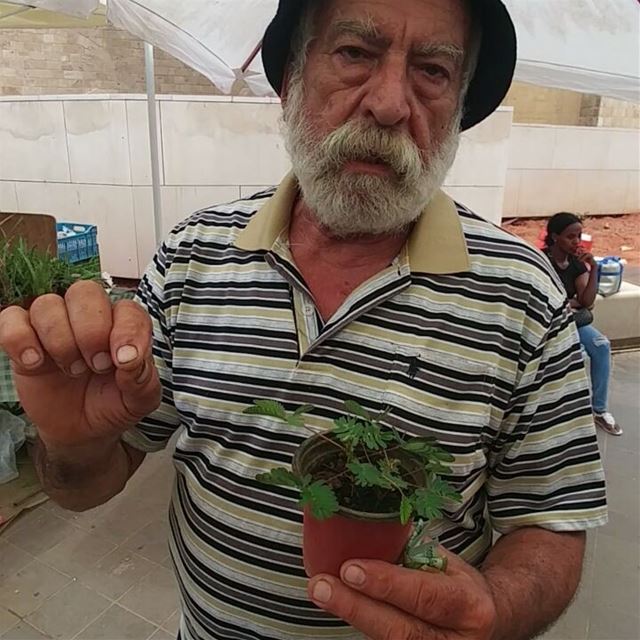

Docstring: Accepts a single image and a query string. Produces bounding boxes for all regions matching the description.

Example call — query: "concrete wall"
[598,97,640,130]
[503,82,586,126]
[2,93,637,279]
[502,82,639,129]
[0,94,513,278]
[0,27,216,97]
[504,124,640,218]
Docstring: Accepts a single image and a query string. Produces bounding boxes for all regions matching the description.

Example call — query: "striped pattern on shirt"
[124,178,607,640]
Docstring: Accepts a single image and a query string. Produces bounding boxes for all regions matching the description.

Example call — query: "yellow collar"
[234,173,470,274]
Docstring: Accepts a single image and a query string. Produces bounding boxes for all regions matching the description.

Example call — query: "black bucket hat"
[261,0,517,131]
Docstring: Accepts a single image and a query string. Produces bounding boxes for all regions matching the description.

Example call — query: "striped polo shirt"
[124,174,607,640]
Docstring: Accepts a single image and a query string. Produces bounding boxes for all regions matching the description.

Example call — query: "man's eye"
[419,64,449,80]
[338,46,371,61]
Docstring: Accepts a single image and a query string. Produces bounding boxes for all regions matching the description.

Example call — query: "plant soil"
[308,446,408,514]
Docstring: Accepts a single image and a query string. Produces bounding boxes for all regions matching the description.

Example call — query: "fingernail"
[311,580,333,604]
[92,352,112,372]
[117,345,138,364]
[21,348,41,367]
[70,360,88,376]
[343,565,366,586]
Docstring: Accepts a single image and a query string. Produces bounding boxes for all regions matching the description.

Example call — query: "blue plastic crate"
[56,222,99,264]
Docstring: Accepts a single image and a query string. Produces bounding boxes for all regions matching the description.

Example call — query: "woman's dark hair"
[544,212,582,248]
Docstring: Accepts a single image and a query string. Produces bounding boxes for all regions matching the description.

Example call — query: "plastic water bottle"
[597,257,624,297]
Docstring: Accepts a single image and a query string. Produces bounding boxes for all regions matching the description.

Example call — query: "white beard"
[282,76,461,238]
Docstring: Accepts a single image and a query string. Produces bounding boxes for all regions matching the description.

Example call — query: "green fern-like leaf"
[293,404,315,417]
[299,481,340,520]
[363,424,395,450]
[387,423,407,445]
[375,458,409,490]
[378,457,401,475]
[285,414,304,427]
[347,462,389,488]
[429,476,463,502]
[243,400,288,421]
[344,399,371,420]
[431,449,456,463]
[401,437,439,454]
[333,417,394,450]
[425,461,454,475]
[333,416,363,443]
[380,470,409,491]
[412,488,446,521]
[284,404,315,427]
[256,467,304,488]
[400,496,414,525]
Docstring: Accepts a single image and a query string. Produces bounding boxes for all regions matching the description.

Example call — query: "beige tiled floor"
[540,351,640,640]
[0,448,178,640]
[1,352,639,640]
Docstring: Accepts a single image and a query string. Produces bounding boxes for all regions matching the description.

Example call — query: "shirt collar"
[234,173,470,275]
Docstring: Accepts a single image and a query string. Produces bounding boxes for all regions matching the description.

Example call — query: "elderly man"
[0,1,607,639]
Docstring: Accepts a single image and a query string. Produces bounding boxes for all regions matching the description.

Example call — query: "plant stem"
[323,469,349,485]
[316,431,348,454]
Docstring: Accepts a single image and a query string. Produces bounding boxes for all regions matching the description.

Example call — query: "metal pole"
[144,42,163,246]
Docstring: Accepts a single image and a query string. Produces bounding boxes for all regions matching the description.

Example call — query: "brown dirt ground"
[502,213,640,267]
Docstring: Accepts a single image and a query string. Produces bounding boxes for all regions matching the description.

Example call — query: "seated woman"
[545,212,623,436]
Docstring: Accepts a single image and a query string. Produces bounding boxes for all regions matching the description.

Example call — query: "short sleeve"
[573,258,589,279]
[487,304,608,533]
[122,241,181,453]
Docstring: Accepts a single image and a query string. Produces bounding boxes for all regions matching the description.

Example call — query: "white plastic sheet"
[108,0,640,103]
[0,410,26,486]
[108,0,278,94]
[0,0,105,26]
[2,0,98,18]
[505,0,640,103]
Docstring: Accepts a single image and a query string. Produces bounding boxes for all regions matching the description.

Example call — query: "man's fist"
[0,280,162,448]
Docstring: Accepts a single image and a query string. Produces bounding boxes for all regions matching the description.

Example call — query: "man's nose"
[359,55,411,128]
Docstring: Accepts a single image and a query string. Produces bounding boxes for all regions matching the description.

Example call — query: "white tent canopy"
[107,0,640,103]
[0,0,105,26]
[3,0,638,101]
[3,0,97,17]
[505,0,640,104]
[107,0,278,95]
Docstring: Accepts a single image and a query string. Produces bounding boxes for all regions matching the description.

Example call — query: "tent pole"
[144,41,163,246]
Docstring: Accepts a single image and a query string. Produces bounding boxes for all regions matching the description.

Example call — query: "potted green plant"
[0,238,101,311]
[244,399,461,577]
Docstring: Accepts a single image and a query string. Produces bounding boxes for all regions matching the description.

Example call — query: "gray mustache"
[319,123,424,180]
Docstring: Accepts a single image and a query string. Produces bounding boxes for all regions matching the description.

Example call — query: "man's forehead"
[317,0,471,44]
[326,17,465,62]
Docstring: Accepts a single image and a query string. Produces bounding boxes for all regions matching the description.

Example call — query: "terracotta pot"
[301,507,412,577]
[292,433,421,577]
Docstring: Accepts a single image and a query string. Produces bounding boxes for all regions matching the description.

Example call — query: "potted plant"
[244,399,461,577]
[0,237,101,311]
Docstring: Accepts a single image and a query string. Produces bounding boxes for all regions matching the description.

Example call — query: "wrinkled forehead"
[313,0,472,49]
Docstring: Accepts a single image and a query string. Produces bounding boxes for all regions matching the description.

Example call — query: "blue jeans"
[578,324,611,414]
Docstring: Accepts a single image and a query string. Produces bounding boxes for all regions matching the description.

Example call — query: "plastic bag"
[0,410,26,485]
